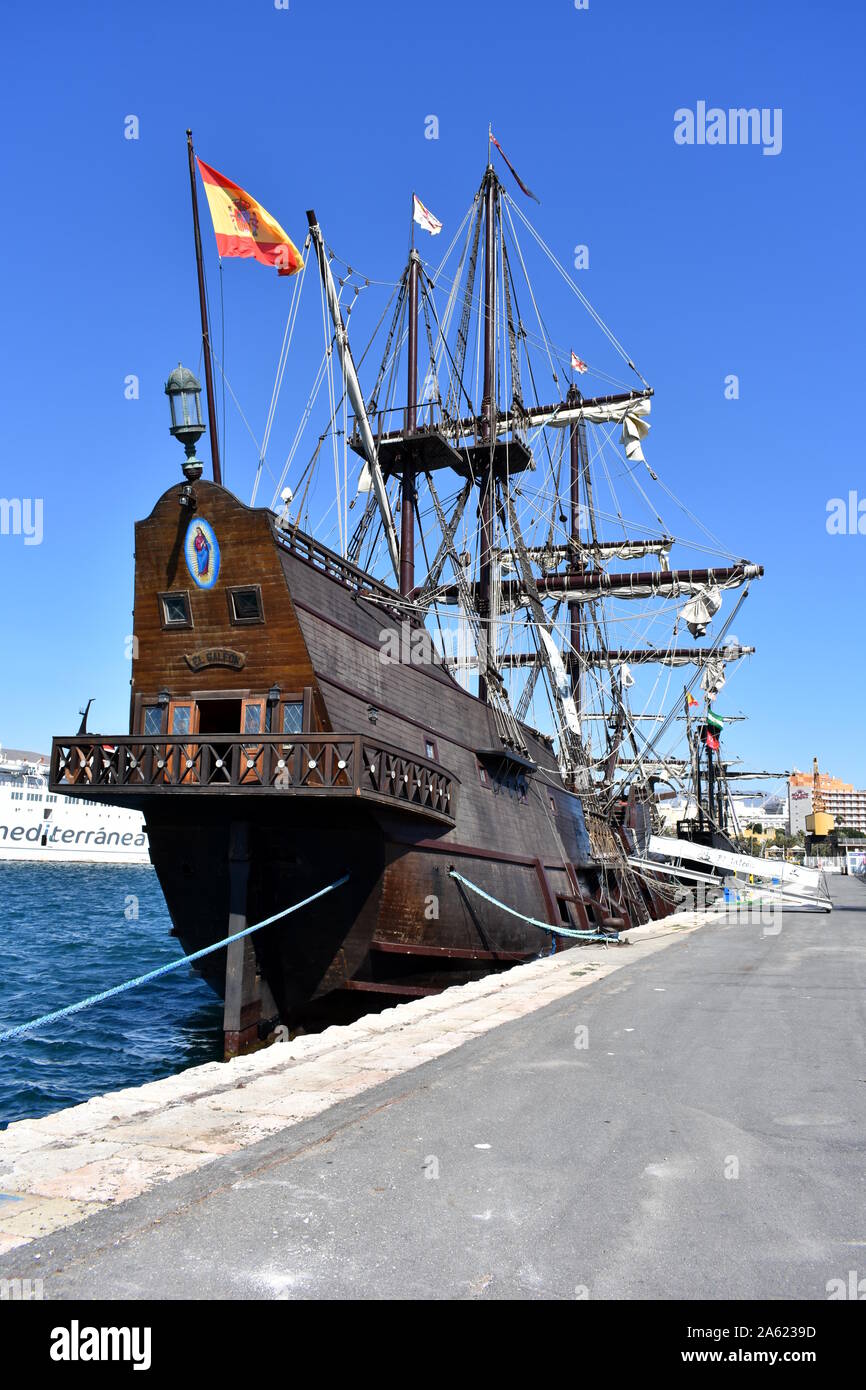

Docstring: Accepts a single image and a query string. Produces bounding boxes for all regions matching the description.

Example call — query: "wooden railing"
[50,735,457,826]
[276,527,401,607]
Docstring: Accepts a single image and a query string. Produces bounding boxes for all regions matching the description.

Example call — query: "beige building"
[788,769,866,835]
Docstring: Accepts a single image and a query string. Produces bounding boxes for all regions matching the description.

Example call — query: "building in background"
[658,791,789,836]
[788,769,866,836]
[0,744,149,863]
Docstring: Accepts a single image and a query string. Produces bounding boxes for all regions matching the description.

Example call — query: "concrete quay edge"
[0,905,714,1252]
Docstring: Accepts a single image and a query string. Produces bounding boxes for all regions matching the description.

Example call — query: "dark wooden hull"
[143,793,649,1025]
[52,480,668,1035]
[144,798,572,1011]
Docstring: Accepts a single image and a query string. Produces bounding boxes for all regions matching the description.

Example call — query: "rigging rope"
[449,869,611,942]
[251,245,310,506]
[611,586,752,804]
[219,258,227,471]
[505,192,649,387]
[266,169,754,815]
[207,343,263,460]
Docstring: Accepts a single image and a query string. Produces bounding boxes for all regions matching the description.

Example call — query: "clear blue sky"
[1,0,864,791]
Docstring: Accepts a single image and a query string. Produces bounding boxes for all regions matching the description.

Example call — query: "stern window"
[170,705,192,735]
[142,706,163,736]
[228,585,264,624]
[159,591,192,628]
[243,703,263,735]
[281,701,303,735]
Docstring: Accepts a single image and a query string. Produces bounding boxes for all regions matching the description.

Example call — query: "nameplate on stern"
[184,647,247,672]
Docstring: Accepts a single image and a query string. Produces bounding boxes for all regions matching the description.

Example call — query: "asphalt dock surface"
[3,877,864,1300]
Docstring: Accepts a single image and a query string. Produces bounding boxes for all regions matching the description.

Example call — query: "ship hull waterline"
[49,480,671,1049]
[131,791,644,1025]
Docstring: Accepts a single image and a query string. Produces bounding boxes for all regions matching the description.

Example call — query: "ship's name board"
[184,648,246,672]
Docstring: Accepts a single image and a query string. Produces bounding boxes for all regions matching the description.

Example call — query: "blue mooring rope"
[0,875,349,1045]
[448,869,612,941]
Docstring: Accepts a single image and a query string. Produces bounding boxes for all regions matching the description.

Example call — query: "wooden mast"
[401,212,419,595]
[567,384,583,721]
[435,561,763,603]
[186,130,222,486]
[478,164,497,703]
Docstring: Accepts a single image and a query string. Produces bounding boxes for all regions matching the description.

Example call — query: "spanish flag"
[196,158,303,276]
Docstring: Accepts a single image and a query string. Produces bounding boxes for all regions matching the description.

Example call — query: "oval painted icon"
[184,517,220,590]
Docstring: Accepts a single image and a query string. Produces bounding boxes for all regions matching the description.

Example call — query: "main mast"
[401,241,420,595]
[567,384,583,722]
[478,164,497,704]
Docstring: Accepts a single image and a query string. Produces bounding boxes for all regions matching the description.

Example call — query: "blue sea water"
[0,864,224,1129]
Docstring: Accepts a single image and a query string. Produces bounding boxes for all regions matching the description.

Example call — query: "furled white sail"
[519,570,757,606]
[700,659,727,700]
[531,396,652,460]
[619,408,651,463]
[539,627,581,735]
[561,695,581,736]
[539,626,569,694]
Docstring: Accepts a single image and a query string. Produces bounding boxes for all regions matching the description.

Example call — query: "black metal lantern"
[165,363,205,481]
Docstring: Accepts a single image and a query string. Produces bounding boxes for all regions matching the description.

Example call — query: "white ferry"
[0,745,149,864]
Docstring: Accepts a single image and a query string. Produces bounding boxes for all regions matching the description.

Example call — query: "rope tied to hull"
[0,875,350,1045]
[448,869,613,942]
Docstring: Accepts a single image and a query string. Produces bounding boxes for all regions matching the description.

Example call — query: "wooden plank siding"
[131,483,326,724]
[279,547,594,871]
[114,480,631,1016]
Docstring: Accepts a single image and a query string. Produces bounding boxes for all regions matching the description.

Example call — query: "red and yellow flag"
[196,158,303,276]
